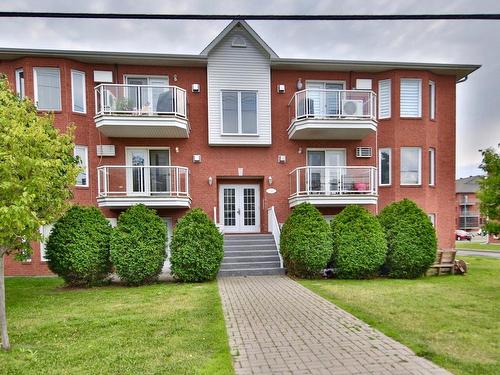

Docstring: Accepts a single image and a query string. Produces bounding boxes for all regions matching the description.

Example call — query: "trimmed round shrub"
[110,204,166,285]
[378,199,437,278]
[330,205,387,279]
[170,208,223,282]
[280,203,332,278]
[46,206,112,286]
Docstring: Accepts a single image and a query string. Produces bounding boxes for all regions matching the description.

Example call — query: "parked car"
[455,230,472,241]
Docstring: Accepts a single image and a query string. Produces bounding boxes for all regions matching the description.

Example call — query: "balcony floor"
[289,193,378,207]
[288,118,377,140]
[95,115,189,138]
[97,195,191,209]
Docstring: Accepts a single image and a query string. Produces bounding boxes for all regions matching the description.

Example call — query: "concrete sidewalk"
[218,276,450,375]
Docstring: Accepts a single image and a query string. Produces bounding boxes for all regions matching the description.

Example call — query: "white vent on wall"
[93,70,113,83]
[342,100,363,116]
[232,36,247,48]
[96,145,116,157]
[356,147,372,158]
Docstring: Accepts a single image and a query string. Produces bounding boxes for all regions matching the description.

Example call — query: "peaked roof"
[200,20,279,58]
[456,175,484,193]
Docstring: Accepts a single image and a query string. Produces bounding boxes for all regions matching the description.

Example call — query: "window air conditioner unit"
[356,147,372,158]
[342,100,363,116]
[96,145,116,157]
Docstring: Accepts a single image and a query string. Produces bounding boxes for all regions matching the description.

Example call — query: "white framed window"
[71,70,86,113]
[74,145,89,187]
[33,67,61,111]
[427,213,436,227]
[15,68,25,99]
[379,148,392,186]
[400,147,422,185]
[39,224,54,261]
[221,90,258,135]
[378,79,391,119]
[429,148,436,186]
[429,80,436,120]
[400,78,422,118]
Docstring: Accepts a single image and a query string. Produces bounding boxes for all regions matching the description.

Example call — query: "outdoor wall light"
[296,78,303,90]
[268,176,273,185]
[298,147,302,154]
[208,176,213,186]
[175,147,179,153]
[173,74,178,82]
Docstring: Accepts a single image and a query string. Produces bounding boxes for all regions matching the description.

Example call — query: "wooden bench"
[428,250,457,275]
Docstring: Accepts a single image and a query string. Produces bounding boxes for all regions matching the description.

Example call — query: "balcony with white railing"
[94,84,189,138]
[288,89,377,140]
[289,166,378,207]
[97,165,191,208]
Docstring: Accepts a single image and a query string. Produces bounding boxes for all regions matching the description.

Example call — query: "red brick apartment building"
[0,20,479,275]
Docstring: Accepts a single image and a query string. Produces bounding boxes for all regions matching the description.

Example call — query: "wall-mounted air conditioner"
[356,147,372,158]
[342,100,364,116]
[96,145,116,157]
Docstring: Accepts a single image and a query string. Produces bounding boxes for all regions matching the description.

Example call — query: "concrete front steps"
[218,234,285,277]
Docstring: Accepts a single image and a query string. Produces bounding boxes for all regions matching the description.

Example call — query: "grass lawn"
[300,257,500,375]
[455,241,500,251]
[0,277,234,375]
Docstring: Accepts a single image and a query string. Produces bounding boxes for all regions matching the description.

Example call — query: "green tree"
[477,148,500,235]
[0,77,79,350]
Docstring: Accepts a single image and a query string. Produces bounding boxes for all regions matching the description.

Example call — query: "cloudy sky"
[1,0,499,178]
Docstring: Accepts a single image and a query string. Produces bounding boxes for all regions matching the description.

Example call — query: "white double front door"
[219,184,260,233]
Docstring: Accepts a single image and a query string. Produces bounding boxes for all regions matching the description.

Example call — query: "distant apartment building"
[0,20,480,275]
[455,176,485,233]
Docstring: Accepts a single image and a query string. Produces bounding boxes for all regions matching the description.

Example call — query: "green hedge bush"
[170,208,223,282]
[280,203,332,278]
[45,206,112,286]
[331,205,387,279]
[110,204,166,285]
[378,199,437,278]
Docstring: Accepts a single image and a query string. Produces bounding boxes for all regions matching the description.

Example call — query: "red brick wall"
[0,57,459,275]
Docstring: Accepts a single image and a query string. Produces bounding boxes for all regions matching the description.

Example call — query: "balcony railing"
[290,166,377,199]
[95,84,187,118]
[289,89,377,123]
[97,165,190,207]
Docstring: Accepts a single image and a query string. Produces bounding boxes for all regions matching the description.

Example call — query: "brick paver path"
[218,276,450,375]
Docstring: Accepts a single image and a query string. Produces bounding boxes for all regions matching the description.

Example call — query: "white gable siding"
[207,27,271,146]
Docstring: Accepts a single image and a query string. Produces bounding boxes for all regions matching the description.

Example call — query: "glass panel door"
[126,149,148,195]
[325,82,344,116]
[307,151,325,192]
[149,150,170,195]
[223,188,237,229]
[149,78,169,113]
[126,77,147,112]
[243,188,256,226]
[325,150,346,194]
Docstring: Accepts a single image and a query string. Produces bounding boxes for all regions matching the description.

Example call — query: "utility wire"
[0,12,499,20]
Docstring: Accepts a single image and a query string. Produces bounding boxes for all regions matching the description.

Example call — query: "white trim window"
[378,79,391,119]
[379,148,392,186]
[15,68,25,99]
[33,67,62,111]
[71,70,86,113]
[427,213,436,227]
[400,78,422,118]
[429,80,436,120]
[400,147,422,185]
[221,90,258,135]
[429,148,436,186]
[74,145,89,187]
[39,224,54,262]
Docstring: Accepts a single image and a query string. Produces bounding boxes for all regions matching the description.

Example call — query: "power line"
[0,12,499,21]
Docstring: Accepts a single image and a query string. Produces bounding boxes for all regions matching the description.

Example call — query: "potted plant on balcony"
[115,97,134,113]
